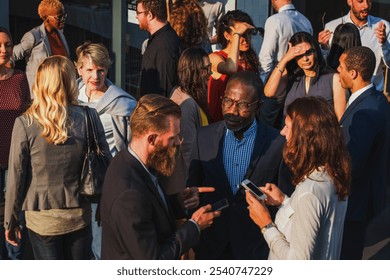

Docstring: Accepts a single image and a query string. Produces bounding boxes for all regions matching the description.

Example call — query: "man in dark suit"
[188,72,288,259]
[100,94,219,260]
[337,46,390,259]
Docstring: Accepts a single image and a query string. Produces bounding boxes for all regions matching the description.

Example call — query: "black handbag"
[80,106,109,199]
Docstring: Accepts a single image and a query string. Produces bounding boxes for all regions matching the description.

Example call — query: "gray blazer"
[13,23,70,95]
[4,106,110,230]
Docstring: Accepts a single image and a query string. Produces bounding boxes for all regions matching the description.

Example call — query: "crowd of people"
[0,0,389,260]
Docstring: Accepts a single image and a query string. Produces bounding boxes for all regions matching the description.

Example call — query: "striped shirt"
[223,120,257,194]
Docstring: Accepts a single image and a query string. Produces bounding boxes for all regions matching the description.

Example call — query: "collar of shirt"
[128,146,159,186]
[346,11,370,29]
[347,83,374,108]
[278,3,296,13]
[225,118,258,140]
[148,22,171,44]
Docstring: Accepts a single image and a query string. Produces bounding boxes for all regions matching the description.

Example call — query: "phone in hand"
[211,198,229,211]
[241,179,266,201]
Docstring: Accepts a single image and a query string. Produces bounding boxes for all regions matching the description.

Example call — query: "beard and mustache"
[146,142,178,177]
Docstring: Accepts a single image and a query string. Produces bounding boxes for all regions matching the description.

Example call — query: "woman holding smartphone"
[246,96,351,260]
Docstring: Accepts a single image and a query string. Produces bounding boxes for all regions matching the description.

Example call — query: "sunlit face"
[228,22,251,52]
[78,56,108,92]
[280,115,293,143]
[146,115,182,176]
[294,42,315,71]
[337,53,353,90]
[44,6,66,30]
[136,3,149,31]
[0,32,12,66]
[348,0,371,22]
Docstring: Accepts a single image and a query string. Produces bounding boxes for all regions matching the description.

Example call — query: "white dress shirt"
[325,12,390,91]
[259,4,313,83]
[346,83,374,109]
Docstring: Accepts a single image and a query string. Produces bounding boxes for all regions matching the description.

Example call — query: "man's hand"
[318,29,332,49]
[191,204,220,230]
[181,187,215,210]
[5,227,22,247]
[375,22,387,45]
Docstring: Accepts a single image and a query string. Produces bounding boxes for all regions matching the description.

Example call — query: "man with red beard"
[318,0,389,93]
[100,94,219,259]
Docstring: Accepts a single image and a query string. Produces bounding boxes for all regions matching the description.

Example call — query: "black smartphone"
[211,198,229,211]
[241,179,266,201]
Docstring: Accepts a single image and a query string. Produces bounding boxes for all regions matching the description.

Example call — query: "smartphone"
[211,198,229,211]
[241,179,266,201]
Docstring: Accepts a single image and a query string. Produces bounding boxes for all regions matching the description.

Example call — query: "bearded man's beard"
[146,143,178,176]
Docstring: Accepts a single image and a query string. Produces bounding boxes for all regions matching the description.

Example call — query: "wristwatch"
[261,222,277,235]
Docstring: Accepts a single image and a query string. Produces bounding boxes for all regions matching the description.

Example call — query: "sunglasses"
[47,13,67,22]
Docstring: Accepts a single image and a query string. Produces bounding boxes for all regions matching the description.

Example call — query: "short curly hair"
[38,0,64,18]
[137,0,167,22]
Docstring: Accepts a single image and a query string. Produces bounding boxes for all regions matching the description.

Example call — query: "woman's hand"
[282,42,312,64]
[245,191,272,229]
[229,22,254,36]
[260,183,285,207]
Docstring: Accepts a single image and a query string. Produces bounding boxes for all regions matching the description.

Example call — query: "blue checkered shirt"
[223,119,257,195]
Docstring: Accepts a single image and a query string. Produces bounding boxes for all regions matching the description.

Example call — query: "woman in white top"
[246,96,351,260]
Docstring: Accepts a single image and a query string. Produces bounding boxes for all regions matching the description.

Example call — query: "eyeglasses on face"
[47,13,67,22]
[221,96,260,112]
[136,10,149,15]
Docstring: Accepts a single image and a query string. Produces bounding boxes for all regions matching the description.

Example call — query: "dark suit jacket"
[187,120,286,259]
[100,150,199,260]
[340,87,390,222]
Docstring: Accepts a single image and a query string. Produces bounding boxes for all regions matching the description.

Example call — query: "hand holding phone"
[211,198,229,211]
[241,179,267,201]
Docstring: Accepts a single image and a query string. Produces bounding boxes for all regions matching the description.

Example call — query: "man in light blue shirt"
[319,0,390,92]
[259,0,313,83]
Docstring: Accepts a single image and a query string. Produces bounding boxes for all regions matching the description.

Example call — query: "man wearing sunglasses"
[13,0,70,96]
[187,71,291,259]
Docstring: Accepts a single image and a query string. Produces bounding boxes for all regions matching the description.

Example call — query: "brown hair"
[137,0,167,22]
[130,94,181,138]
[169,0,209,50]
[284,97,351,200]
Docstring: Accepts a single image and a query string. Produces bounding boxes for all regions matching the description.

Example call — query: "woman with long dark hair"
[264,32,347,124]
[208,10,259,122]
[246,96,351,259]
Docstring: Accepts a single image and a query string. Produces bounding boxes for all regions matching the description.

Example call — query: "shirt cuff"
[188,219,201,233]
[279,195,290,208]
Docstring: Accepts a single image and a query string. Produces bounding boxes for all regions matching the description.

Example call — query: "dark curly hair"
[216,10,259,74]
[137,0,167,22]
[170,0,210,50]
[283,96,351,200]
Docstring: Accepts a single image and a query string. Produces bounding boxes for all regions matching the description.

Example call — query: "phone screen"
[241,179,266,201]
[211,198,229,211]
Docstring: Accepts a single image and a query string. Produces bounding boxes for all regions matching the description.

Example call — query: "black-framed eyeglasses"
[296,48,315,59]
[221,97,260,112]
[47,13,67,22]
[136,10,149,15]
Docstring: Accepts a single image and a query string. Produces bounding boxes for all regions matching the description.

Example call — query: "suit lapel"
[245,121,266,179]
[39,24,52,55]
[340,88,373,124]
[127,153,176,228]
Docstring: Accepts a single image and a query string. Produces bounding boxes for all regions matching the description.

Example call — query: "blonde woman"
[4,56,110,260]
